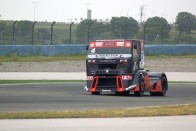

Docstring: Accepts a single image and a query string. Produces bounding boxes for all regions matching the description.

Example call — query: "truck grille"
[97,77,117,91]
[98,59,117,63]
[98,64,117,69]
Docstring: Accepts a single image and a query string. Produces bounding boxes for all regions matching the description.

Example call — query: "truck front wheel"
[134,75,145,97]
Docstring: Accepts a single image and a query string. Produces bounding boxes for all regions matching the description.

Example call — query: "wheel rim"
[139,75,145,95]
[140,81,145,92]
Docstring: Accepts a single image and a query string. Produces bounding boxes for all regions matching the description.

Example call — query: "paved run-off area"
[0,56,196,72]
[0,56,196,81]
[0,72,196,82]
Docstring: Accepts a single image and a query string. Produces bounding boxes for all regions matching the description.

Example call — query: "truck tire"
[150,75,168,96]
[134,74,145,97]
[158,75,168,96]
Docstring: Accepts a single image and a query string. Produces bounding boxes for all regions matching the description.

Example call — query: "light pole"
[13,21,17,43]
[87,22,93,43]
[161,24,166,44]
[69,22,74,44]
[127,9,129,17]
[32,21,36,45]
[32,1,37,21]
[143,24,147,43]
[51,21,56,45]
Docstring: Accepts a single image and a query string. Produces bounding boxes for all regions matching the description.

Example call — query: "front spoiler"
[125,84,136,91]
[84,84,137,92]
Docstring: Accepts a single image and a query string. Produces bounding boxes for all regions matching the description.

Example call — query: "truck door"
[133,42,141,60]
[132,41,141,72]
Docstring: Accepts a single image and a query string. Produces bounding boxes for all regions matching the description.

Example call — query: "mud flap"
[116,76,124,92]
[90,76,99,92]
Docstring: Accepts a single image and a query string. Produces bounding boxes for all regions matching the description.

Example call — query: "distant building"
[87,10,91,19]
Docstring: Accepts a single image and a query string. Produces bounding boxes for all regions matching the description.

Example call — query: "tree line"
[0,11,196,44]
[76,12,196,44]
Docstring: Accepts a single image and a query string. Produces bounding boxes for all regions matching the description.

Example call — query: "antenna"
[139,5,144,23]
[139,5,147,23]
[85,2,91,10]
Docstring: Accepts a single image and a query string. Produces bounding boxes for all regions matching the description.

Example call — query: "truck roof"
[95,39,126,42]
[95,39,140,42]
[89,39,143,48]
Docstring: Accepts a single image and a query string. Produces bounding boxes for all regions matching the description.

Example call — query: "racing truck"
[84,39,168,96]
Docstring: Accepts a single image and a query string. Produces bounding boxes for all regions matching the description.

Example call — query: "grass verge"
[0,54,196,62]
[0,80,85,84]
[0,104,195,119]
[0,54,86,62]
[169,81,196,84]
[146,54,196,59]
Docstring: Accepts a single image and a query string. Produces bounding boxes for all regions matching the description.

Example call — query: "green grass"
[0,54,86,62]
[0,104,195,119]
[0,54,196,62]
[146,54,196,59]
[169,81,196,84]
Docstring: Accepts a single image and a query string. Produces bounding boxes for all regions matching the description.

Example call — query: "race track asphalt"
[0,82,195,112]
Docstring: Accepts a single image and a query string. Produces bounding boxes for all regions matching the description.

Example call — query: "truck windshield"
[88,47,131,54]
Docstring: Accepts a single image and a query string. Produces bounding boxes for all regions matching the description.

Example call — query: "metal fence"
[143,25,196,44]
[0,21,78,45]
[0,21,196,45]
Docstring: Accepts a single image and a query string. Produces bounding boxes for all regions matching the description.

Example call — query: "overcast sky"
[0,0,196,23]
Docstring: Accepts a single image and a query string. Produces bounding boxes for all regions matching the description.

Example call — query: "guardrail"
[0,44,86,56]
[145,44,196,55]
[0,44,196,56]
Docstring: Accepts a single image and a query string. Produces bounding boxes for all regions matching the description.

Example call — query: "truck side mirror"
[86,45,89,51]
[133,44,138,49]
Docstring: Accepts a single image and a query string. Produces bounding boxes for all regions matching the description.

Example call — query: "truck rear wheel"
[150,75,168,96]
[158,76,168,96]
[134,75,145,97]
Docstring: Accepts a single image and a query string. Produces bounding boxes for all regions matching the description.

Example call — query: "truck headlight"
[120,59,127,63]
[88,60,95,63]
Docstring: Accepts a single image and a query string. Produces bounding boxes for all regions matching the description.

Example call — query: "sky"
[0,0,196,23]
